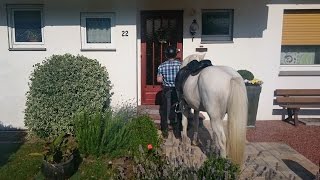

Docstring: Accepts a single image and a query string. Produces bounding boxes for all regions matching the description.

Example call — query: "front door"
[141,10,183,105]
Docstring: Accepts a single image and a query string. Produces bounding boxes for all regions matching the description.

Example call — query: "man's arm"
[157,75,163,83]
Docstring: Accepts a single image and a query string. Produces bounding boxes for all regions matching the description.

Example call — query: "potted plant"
[41,133,80,179]
[237,70,263,127]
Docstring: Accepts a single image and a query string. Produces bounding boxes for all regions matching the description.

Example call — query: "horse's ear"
[200,53,206,60]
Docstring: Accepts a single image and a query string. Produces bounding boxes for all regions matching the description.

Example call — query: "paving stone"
[160,121,318,179]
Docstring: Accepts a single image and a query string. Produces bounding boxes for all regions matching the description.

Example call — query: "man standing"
[157,46,181,138]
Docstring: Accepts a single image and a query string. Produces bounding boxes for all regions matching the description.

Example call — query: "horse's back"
[182,65,241,111]
[198,65,240,88]
[195,66,239,113]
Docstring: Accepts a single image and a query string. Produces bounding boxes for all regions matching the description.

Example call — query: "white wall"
[1,0,320,128]
[0,0,138,128]
[136,0,320,121]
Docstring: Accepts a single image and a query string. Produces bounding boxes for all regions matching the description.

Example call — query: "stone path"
[162,121,319,179]
[242,142,318,179]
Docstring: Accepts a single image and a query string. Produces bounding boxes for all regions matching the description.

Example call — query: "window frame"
[7,4,45,51]
[80,12,116,51]
[279,9,320,76]
[201,9,234,43]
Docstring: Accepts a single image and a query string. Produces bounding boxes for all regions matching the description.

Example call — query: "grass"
[0,138,114,179]
[71,156,114,179]
[0,140,44,180]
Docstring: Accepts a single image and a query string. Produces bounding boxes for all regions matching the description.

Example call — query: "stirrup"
[174,102,182,113]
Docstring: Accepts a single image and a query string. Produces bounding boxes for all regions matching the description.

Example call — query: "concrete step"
[138,105,161,128]
[138,105,160,114]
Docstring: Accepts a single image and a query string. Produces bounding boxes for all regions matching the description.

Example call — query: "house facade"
[1,0,320,128]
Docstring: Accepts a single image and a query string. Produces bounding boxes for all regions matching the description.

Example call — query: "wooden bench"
[275,89,320,126]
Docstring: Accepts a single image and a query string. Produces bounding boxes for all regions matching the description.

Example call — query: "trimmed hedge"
[25,54,113,138]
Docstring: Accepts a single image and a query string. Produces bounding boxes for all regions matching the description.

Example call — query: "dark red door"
[141,10,183,105]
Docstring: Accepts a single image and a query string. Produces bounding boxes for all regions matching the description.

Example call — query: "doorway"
[140,10,183,105]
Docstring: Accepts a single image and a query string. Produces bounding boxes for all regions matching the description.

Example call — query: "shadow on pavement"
[282,159,316,180]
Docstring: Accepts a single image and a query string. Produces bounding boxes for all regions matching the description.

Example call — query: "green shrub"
[198,154,239,179]
[25,54,113,138]
[74,104,138,157]
[74,110,112,157]
[237,69,254,80]
[105,115,159,158]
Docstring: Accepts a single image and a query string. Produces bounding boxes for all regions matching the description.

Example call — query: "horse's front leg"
[192,110,199,145]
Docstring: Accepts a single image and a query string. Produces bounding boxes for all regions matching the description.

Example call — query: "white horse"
[180,54,248,165]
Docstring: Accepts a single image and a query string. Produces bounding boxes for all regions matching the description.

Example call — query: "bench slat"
[276,97,320,104]
[274,89,320,126]
[275,89,320,96]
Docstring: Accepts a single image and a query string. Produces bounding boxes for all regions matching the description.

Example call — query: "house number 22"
[122,31,128,37]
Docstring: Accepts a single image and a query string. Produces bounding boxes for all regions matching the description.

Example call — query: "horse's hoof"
[192,140,198,146]
[192,133,198,146]
[181,134,187,144]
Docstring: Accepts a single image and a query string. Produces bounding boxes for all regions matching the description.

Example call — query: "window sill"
[279,71,320,76]
[200,40,234,44]
[80,48,116,52]
[9,47,46,51]
[279,65,320,76]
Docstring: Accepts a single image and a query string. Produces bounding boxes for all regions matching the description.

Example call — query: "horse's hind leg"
[181,107,191,144]
[208,113,227,158]
[192,110,199,145]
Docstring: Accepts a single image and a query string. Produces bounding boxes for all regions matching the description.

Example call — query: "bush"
[25,54,113,138]
[74,110,113,157]
[237,69,254,80]
[74,104,138,157]
[105,115,160,158]
[198,154,239,179]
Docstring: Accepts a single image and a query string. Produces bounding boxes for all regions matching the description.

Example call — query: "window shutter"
[282,10,320,45]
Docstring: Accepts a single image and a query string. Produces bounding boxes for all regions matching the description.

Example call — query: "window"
[281,10,320,66]
[281,46,320,65]
[201,9,234,42]
[7,5,45,50]
[80,12,115,50]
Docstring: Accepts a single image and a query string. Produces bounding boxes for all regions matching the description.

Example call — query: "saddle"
[175,59,213,110]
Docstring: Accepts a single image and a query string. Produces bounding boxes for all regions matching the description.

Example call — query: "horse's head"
[181,53,206,68]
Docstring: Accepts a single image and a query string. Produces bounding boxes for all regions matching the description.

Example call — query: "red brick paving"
[246,120,320,165]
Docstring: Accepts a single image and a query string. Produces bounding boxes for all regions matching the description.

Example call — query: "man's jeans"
[160,86,181,133]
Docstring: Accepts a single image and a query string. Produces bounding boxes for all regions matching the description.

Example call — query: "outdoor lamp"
[189,19,199,42]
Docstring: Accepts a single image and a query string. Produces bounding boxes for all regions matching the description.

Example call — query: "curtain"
[86,18,111,43]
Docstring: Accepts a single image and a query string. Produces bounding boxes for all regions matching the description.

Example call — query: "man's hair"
[165,46,177,59]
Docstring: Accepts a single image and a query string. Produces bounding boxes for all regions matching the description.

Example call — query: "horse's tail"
[227,76,248,166]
